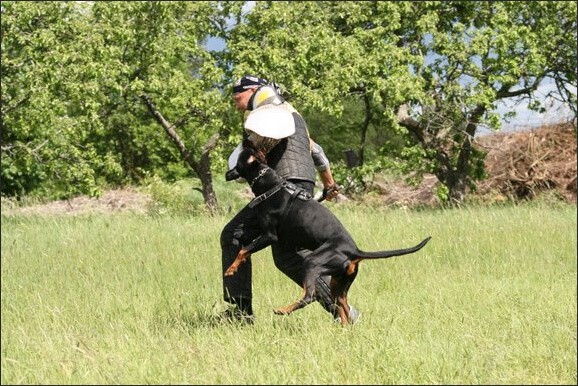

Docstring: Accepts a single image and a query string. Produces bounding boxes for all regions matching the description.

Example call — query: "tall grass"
[1,202,576,384]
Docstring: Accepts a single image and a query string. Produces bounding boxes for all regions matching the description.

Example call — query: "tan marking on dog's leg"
[273,287,309,315]
[224,249,251,276]
[330,276,352,326]
[335,296,350,325]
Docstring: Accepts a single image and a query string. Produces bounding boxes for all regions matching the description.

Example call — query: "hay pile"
[370,120,577,207]
[474,121,577,203]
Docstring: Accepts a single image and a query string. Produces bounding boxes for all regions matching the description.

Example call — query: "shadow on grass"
[151,302,255,331]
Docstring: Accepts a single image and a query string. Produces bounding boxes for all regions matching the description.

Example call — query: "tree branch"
[140,94,198,171]
[397,103,425,142]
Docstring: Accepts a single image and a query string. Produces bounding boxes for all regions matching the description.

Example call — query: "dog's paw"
[273,307,290,315]
[224,267,237,276]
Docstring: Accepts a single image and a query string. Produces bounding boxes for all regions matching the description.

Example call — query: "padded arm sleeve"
[311,141,330,172]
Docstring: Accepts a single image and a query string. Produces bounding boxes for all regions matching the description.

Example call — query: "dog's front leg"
[224,248,251,276]
[244,229,278,255]
[224,231,279,277]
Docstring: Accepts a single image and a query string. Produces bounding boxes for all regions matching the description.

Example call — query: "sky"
[491,81,576,134]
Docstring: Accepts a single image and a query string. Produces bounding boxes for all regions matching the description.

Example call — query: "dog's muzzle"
[225,168,240,181]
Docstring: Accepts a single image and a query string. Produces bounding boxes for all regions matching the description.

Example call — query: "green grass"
[1,202,576,384]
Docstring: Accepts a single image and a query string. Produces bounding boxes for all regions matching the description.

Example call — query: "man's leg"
[220,205,261,320]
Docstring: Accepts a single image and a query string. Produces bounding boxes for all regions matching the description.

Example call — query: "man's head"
[232,75,268,111]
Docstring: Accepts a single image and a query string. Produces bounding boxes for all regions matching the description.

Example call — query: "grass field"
[1,202,576,384]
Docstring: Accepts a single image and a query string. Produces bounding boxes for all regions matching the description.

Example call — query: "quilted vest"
[266,112,316,184]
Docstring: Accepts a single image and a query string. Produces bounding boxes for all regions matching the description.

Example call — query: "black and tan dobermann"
[224,146,431,325]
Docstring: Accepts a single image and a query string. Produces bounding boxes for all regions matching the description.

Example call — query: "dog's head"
[225,142,269,186]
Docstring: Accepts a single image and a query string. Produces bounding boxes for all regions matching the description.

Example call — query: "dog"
[224,146,431,325]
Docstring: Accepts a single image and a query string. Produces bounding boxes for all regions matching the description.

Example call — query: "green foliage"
[2,1,575,207]
[2,2,103,199]
[141,175,203,216]
[434,183,450,204]
[226,1,577,203]
[331,161,385,197]
[138,173,248,217]
[303,99,362,162]
[1,1,240,201]
[303,95,402,166]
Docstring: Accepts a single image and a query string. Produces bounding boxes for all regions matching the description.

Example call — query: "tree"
[2,1,244,213]
[1,2,106,198]
[225,1,577,203]
[4,1,575,209]
[85,1,241,214]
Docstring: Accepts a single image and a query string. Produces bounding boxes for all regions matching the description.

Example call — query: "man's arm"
[311,140,340,201]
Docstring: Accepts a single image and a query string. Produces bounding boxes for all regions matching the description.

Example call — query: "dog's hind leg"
[330,262,360,325]
[273,273,319,316]
[330,277,351,325]
[273,287,316,315]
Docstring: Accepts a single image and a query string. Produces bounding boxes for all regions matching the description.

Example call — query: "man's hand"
[322,183,341,201]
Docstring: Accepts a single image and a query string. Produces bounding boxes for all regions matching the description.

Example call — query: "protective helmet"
[248,84,284,110]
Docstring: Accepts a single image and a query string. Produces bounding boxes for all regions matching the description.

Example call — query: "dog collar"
[249,183,284,208]
[249,167,270,189]
[249,181,312,208]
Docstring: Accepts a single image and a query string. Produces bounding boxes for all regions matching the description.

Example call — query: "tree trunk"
[141,94,219,215]
[447,106,485,204]
[358,93,372,166]
[446,172,468,204]
[397,102,483,205]
[198,133,219,213]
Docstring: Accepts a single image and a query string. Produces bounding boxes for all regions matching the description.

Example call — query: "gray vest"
[266,112,316,184]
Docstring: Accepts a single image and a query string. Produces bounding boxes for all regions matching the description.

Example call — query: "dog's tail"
[356,236,431,260]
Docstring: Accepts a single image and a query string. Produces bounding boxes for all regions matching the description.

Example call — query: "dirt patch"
[366,174,439,208]
[2,188,153,217]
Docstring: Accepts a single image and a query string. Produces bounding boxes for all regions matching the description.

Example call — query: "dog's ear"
[242,139,256,150]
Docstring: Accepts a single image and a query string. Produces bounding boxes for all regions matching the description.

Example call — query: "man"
[220,74,360,324]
